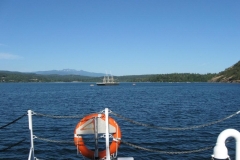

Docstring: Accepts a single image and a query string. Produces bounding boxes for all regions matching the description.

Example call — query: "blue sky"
[0,0,239,76]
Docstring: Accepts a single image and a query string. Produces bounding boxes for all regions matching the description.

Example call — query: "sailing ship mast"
[96,71,119,86]
[103,75,106,83]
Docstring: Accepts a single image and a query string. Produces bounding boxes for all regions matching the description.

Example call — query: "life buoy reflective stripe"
[74,113,121,159]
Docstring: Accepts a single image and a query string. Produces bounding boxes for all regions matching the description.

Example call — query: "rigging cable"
[35,135,93,144]
[32,135,215,155]
[0,138,26,152]
[111,110,240,130]
[33,112,85,119]
[121,140,213,154]
[0,114,26,129]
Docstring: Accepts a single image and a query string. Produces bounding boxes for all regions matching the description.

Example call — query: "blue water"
[0,82,240,160]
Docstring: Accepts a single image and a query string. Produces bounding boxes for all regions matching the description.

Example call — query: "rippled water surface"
[0,82,240,160]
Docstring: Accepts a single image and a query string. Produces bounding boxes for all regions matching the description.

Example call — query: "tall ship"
[96,74,119,86]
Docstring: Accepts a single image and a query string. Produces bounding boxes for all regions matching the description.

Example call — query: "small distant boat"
[90,84,94,86]
[133,83,136,86]
[96,74,119,86]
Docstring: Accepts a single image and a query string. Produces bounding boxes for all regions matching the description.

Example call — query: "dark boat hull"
[96,83,119,86]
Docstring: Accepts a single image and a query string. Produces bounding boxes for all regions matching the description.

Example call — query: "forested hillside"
[0,71,216,83]
[3,60,240,83]
[117,73,216,82]
[0,71,100,82]
[209,61,240,83]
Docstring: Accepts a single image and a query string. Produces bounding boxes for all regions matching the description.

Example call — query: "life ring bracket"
[74,113,121,159]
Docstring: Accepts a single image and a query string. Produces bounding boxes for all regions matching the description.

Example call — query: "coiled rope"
[111,110,240,130]
[0,114,26,129]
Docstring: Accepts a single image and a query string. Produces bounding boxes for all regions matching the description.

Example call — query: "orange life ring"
[74,113,121,159]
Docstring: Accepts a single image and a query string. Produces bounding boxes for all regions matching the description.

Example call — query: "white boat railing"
[27,108,133,160]
[105,108,111,160]
[26,108,240,160]
[212,128,240,160]
[28,110,35,160]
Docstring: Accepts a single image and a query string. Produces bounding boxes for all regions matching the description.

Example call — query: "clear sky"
[0,0,239,76]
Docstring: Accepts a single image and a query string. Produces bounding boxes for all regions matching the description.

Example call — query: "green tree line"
[117,73,216,82]
[219,61,240,80]
[0,71,216,83]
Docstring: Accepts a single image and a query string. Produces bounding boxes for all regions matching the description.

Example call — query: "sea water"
[0,82,240,160]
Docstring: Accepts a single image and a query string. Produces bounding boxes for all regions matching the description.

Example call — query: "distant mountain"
[209,61,240,83]
[35,69,105,77]
[3,61,240,82]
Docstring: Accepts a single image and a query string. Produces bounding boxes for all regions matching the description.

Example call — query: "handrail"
[27,109,240,159]
[111,110,240,130]
[105,108,111,160]
[28,110,35,160]
[212,129,240,160]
